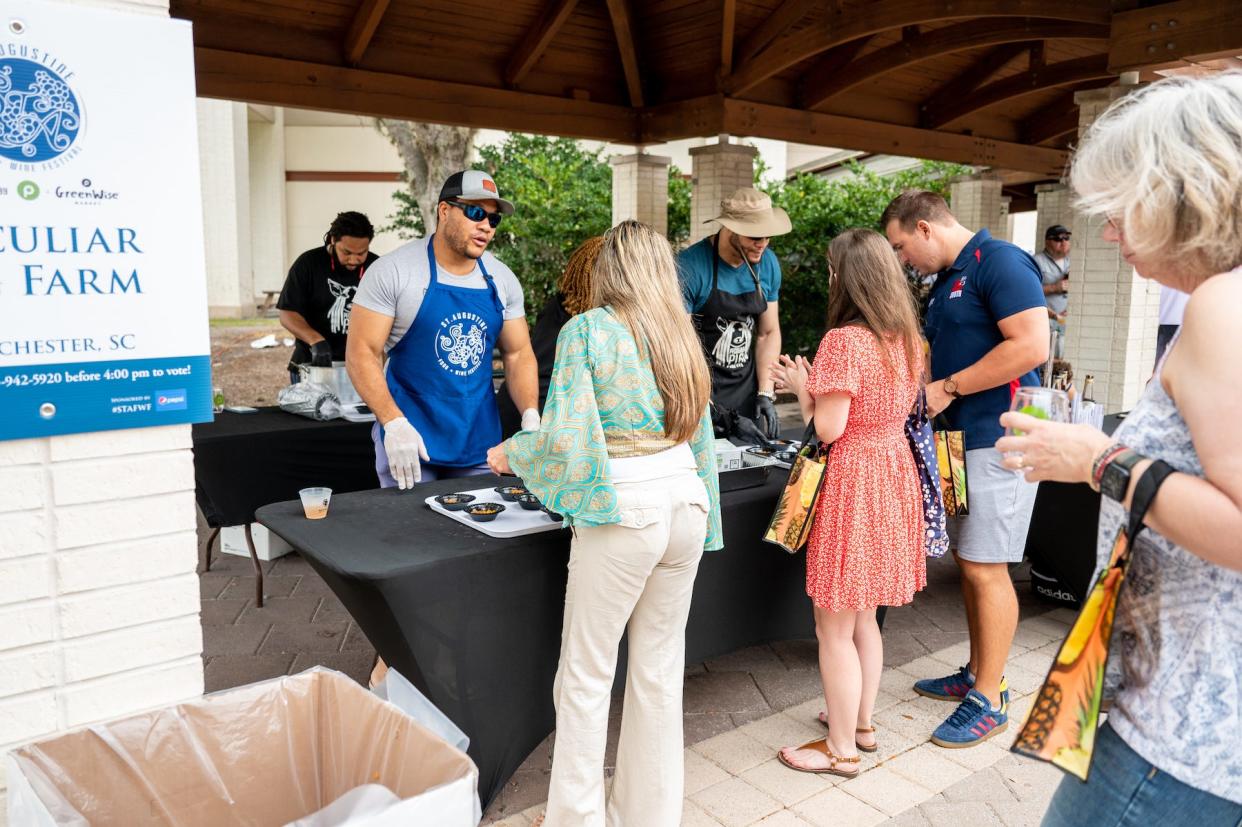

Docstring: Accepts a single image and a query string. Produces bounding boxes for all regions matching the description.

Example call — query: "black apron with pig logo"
[693,233,768,423]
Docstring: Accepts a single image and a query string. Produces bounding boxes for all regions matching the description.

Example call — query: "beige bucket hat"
[705,187,791,237]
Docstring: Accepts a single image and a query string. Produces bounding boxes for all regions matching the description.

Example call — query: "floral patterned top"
[1097,333,1242,803]
[504,307,722,551]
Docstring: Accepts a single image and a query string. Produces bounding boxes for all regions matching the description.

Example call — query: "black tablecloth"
[258,474,813,808]
[1023,413,1126,603]
[192,407,377,527]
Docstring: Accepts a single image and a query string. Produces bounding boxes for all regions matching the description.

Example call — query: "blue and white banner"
[0,1,211,441]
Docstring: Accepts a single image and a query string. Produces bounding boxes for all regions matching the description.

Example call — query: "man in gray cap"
[1034,224,1071,358]
[348,170,539,489]
[676,187,791,440]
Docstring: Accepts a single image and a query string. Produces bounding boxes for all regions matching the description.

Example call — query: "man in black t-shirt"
[277,211,380,382]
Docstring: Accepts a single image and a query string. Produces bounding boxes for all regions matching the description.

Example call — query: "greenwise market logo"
[17,180,39,200]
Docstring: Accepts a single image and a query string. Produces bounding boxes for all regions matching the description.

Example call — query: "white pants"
[544,451,709,827]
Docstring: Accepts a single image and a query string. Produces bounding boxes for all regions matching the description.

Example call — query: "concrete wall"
[0,1,205,821]
[198,99,253,318]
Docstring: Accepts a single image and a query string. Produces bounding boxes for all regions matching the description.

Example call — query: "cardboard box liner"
[5,668,479,826]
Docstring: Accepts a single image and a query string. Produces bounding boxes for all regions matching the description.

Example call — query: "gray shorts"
[947,448,1037,564]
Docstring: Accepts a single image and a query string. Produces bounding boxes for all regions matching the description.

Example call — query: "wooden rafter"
[923,54,1113,128]
[1020,88,1094,144]
[798,36,876,96]
[919,42,1037,126]
[639,94,1069,176]
[505,0,579,87]
[801,18,1107,110]
[604,0,645,107]
[721,0,737,75]
[1109,0,1242,72]
[194,48,639,143]
[343,0,391,67]
[735,0,818,65]
[724,0,1110,96]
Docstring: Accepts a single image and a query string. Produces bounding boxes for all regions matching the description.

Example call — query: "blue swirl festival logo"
[435,312,488,377]
[0,52,84,170]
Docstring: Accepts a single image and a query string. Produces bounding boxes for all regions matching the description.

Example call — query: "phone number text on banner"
[0,355,212,440]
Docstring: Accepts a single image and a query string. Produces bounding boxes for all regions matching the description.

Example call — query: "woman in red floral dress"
[771,228,926,777]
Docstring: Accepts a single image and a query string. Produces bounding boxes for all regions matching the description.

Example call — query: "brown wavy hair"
[557,236,604,315]
[592,221,712,443]
[826,228,923,379]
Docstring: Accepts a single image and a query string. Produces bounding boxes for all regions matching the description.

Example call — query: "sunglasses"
[447,200,503,229]
[1049,235,1071,242]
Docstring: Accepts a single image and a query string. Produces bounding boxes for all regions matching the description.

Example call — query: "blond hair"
[826,228,922,379]
[557,236,604,315]
[1070,72,1242,278]
[592,221,711,443]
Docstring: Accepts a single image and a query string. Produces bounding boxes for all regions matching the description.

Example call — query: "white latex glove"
[520,408,541,432]
[383,416,429,489]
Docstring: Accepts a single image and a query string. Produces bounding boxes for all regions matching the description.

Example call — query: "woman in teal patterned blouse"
[486,221,721,827]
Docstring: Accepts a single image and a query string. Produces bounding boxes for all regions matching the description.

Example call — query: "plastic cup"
[299,487,332,520]
[212,387,225,413]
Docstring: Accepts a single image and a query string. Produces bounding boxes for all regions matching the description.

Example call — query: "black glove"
[710,403,730,439]
[731,413,774,449]
[309,340,333,368]
[755,394,779,440]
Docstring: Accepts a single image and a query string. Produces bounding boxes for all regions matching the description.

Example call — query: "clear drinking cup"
[299,487,332,520]
[212,387,225,414]
[1005,387,1070,471]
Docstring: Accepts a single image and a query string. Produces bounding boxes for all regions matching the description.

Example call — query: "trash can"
[5,668,479,826]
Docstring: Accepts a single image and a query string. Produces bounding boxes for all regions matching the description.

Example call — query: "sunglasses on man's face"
[447,200,503,229]
[1050,235,1071,242]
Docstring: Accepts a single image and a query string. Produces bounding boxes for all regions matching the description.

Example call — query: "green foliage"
[667,165,691,247]
[378,184,426,240]
[476,135,613,317]
[765,160,968,354]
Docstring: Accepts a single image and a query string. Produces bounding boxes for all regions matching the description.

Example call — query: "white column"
[1034,183,1073,238]
[0,1,206,821]
[198,99,254,318]
[949,174,1005,238]
[688,139,758,244]
[248,106,288,296]
[1062,87,1161,412]
[610,152,672,237]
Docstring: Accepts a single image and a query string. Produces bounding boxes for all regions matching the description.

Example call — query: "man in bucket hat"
[677,187,791,440]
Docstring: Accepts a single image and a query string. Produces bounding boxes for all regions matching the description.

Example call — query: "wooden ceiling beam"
[343,0,391,67]
[919,42,1040,125]
[1020,92,1080,144]
[1109,0,1242,72]
[799,36,875,87]
[637,94,1068,176]
[721,0,737,75]
[724,0,1109,96]
[504,0,580,87]
[604,0,645,107]
[923,54,1113,128]
[193,48,639,143]
[735,0,818,65]
[801,18,1107,110]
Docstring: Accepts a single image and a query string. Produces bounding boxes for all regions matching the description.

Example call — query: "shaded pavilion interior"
[173,0,1240,209]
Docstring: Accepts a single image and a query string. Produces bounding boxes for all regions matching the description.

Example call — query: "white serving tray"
[425,485,567,539]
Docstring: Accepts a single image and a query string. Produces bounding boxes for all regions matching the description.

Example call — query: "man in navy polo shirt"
[883,190,1048,749]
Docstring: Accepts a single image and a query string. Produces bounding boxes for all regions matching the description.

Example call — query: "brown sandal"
[815,714,879,753]
[777,738,861,777]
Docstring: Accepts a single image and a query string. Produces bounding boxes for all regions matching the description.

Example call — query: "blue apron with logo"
[384,236,504,467]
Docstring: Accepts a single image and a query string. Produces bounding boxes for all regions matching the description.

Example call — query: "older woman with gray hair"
[996,73,1242,825]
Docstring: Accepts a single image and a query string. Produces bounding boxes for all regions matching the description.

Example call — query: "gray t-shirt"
[1033,250,1069,315]
[353,236,525,351]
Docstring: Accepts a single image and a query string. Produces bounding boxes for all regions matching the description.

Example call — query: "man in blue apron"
[677,188,790,440]
[347,170,539,488]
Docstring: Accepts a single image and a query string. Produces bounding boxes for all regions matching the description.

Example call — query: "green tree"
[667,165,691,247]
[765,160,968,354]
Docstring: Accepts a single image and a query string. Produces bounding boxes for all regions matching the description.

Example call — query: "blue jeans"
[1042,722,1242,827]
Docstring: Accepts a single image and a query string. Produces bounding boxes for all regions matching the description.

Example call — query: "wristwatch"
[1100,448,1145,503]
[942,376,962,399]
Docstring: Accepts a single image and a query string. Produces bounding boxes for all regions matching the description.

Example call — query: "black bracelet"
[1126,460,1177,543]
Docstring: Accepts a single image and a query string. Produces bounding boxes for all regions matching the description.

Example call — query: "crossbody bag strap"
[1124,459,1177,552]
